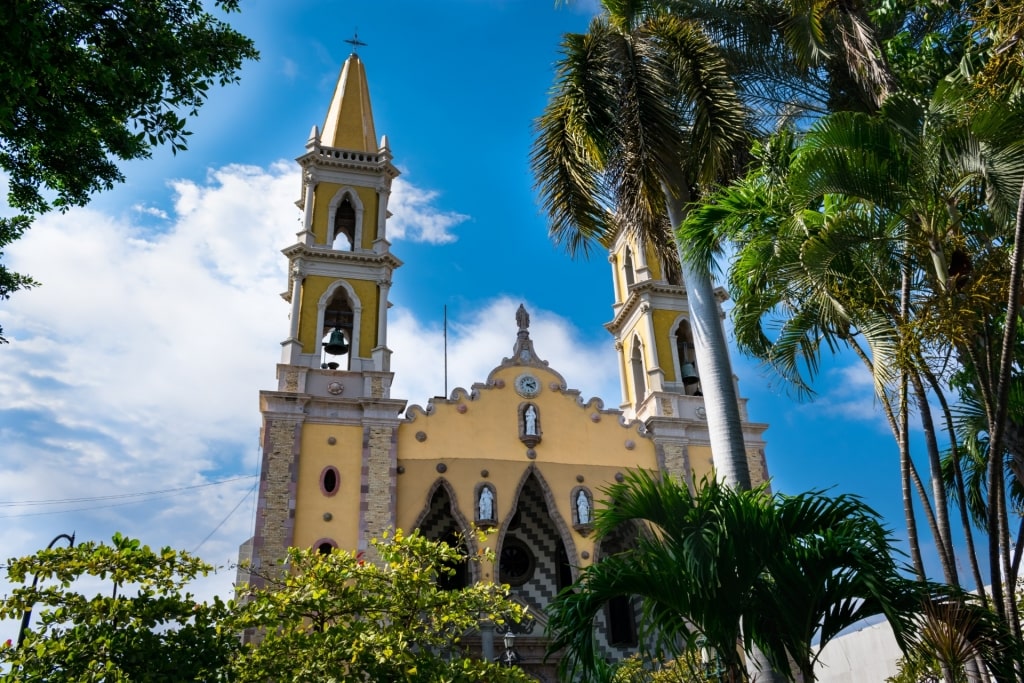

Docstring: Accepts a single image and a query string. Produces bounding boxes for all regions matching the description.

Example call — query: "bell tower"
[280,51,401,376]
[604,231,770,485]
[247,52,407,584]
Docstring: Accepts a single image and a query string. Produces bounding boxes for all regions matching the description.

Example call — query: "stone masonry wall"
[660,442,689,480]
[359,425,397,562]
[250,418,300,585]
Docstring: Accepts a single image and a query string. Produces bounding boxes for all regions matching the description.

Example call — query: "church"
[240,51,770,678]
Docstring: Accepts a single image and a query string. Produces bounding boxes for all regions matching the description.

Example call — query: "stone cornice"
[605,280,688,333]
[297,144,400,179]
[282,243,403,270]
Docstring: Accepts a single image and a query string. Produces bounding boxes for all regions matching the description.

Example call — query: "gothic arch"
[326,186,366,250]
[316,279,364,367]
[410,478,480,583]
[594,520,643,652]
[669,313,700,396]
[497,466,580,584]
[623,247,636,288]
[630,335,646,405]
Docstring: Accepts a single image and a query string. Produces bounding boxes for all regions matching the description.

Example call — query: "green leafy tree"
[547,471,920,682]
[0,532,238,682]
[231,529,533,683]
[0,0,258,341]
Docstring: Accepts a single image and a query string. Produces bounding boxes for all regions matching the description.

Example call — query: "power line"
[0,475,256,508]
[193,482,258,554]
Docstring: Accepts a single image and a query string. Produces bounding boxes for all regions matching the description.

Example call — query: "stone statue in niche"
[576,490,591,525]
[524,405,538,436]
[479,486,495,521]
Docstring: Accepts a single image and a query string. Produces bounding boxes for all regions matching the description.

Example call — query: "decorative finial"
[516,304,530,335]
[344,30,367,54]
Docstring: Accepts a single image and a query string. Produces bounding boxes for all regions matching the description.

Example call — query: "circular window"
[499,537,535,586]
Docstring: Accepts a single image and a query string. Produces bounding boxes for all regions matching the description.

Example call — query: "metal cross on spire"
[344,30,367,54]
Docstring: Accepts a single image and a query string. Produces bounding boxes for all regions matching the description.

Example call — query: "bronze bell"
[681,362,700,385]
[323,328,349,355]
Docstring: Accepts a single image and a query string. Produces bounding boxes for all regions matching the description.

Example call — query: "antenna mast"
[443,306,449,397]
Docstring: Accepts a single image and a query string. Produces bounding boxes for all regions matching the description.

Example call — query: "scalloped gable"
[396,305,655,472]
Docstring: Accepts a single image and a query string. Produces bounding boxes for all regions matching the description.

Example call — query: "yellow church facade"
[243,52,769,678]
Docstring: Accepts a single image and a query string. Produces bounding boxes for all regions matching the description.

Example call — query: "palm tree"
[546,470,920,682]
[532,0,752,487]
[677,82,1024,637]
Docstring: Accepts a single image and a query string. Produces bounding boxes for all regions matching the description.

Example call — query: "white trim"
[630,335,646,405]
[326,186,366,250]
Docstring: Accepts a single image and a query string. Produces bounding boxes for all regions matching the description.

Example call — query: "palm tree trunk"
[909,370,959,585]
[984,177,1024,639]
[666,193,752,490]
[921,365,988,603]
[668,192,780,681]
[847,334,927,578]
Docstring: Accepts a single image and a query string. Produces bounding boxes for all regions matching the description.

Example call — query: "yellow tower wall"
[310,183,380,247]
[653,308,680,381]
[297,275,380,356]
[291,423,366,552]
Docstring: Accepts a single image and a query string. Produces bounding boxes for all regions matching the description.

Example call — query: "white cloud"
[799,363,892,430]
[131,203,169,220]
[0,161,617,624]
[387,176,468,244]
[390,298,620,409]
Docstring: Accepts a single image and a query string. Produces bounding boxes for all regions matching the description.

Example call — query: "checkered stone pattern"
[418,487,461,542]
[507,477,562,614]
[593,524,644,661]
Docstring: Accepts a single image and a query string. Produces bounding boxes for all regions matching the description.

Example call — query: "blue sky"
[0,0,968,621]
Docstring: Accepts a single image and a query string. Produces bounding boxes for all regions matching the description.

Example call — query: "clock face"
[515,373,540,398]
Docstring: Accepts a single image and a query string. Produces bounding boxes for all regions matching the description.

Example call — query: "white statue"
[524,405,538,436]
[479,487,494,520]
[576,490,591,525]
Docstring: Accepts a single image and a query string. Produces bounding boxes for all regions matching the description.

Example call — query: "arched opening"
[630,338,646,405]
[599,523,639,650]
[417,485,469,590]
[501,473,572,615]
[555,539,574,593]
[321,288,355,370]
[332,195,357,250]
[623,247,635,288]
[674,320,701,396]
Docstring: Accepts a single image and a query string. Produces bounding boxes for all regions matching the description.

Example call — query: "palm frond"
[531,23,621,256]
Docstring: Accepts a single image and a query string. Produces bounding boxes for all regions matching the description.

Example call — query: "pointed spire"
[321,53,378,152]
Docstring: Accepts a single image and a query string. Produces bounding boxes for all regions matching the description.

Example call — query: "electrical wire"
[192,482,258,554]
[0,475,257,519]
[0,475,256,507]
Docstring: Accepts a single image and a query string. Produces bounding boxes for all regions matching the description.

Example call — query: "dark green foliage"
[0,0,258,341]
[547,472,920,682]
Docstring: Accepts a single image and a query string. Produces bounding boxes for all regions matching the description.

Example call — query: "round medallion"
[327,381,344,395]
[499,537,535,586]
[514,373,541,398]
